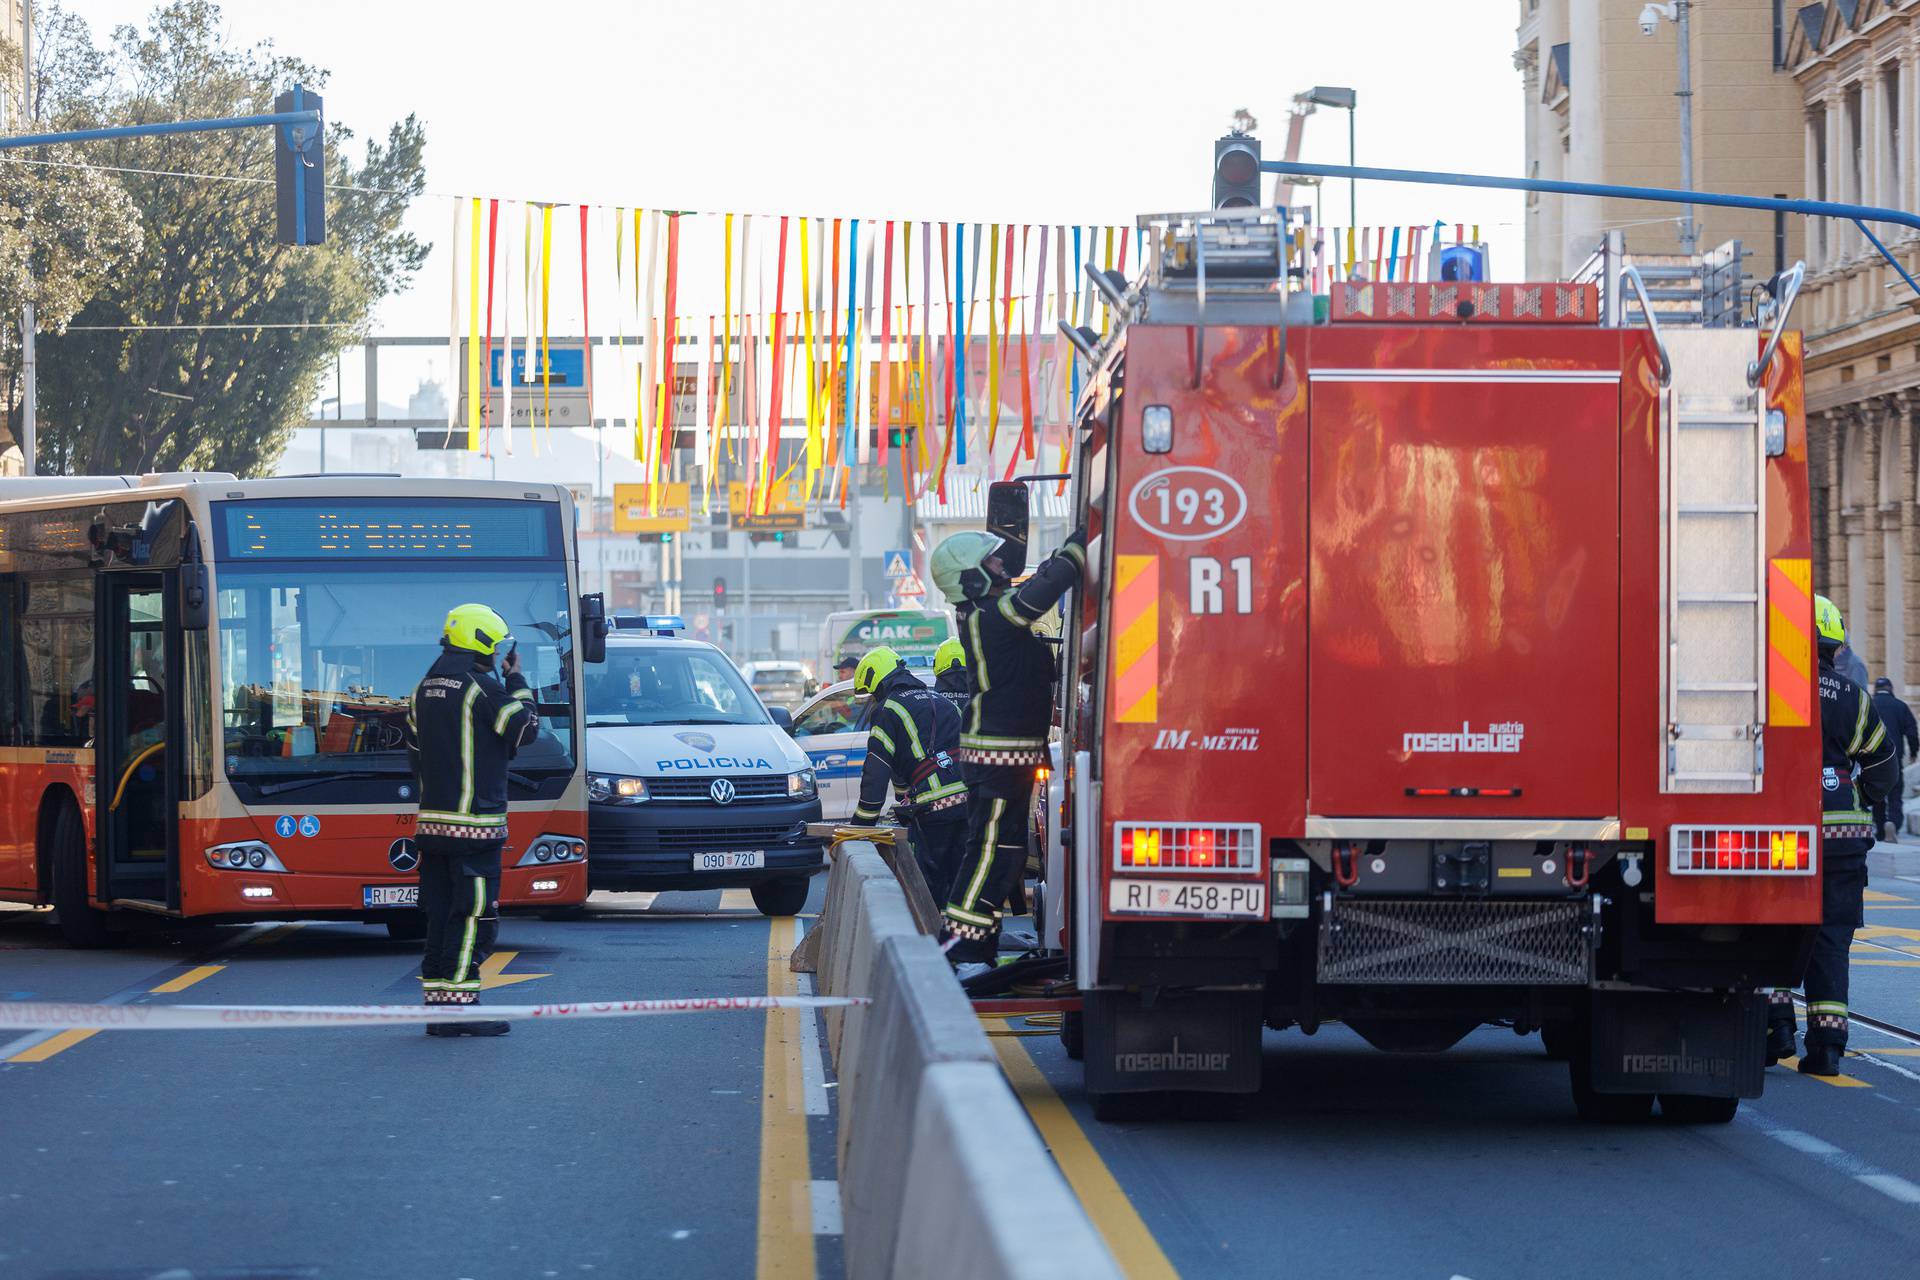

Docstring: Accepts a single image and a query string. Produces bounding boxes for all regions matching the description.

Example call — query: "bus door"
[95,572,181,909]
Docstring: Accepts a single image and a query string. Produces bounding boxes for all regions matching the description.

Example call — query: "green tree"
[25,0,426,477]
[0,36,144,464]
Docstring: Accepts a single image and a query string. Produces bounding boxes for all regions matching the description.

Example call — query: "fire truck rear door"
[1307,366,1621,819]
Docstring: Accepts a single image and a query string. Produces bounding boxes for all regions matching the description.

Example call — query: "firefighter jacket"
[934,665,970,713]
[1820,650,1901,843]
[957,533,1085,765]
[407,647,538,842]
[853,669,968,823]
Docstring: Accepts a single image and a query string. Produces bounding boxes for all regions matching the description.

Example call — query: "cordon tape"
[0,995,866,1032]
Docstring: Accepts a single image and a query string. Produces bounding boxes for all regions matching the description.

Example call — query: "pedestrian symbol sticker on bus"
[298,815,321,838]
[274,815,297,839]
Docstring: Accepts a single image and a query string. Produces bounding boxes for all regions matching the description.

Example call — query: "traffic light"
[749,531,789,545]
[635,531,674,545]
[274,85,326,246]
[1212,132,1262,209]
[713,576,727,611]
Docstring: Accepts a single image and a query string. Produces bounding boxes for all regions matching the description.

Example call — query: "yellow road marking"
[149,964,225,994]
[721,888,758,912]
[757,915,814,1280]
[994,1034,1178,1280]
[1870,1047,1920,1056]
[1853,959,1920,967]
[1864,889,1909,902]
[1858,926,1920,942]
[477,951,550,990]
[1866,904,1920,909]
[9,960,227,1062]
[1780,1056,1873,1086]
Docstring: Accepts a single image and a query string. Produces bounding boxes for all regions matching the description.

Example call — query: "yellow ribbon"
[467,197,482,451]
[539,203,554,448]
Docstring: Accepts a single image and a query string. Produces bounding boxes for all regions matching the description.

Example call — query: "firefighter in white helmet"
[928,525,1085,972]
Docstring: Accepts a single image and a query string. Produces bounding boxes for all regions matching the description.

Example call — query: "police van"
[581,616,824,915]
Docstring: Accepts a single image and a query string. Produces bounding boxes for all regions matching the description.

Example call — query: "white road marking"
[1856,1051,1920,1084]
[796,924,829,1117]
[810,1180,843,1235]
[1748,1110,1920,1207]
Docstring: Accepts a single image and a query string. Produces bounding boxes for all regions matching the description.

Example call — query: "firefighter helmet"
[853,646,901,697]
[443,602,513,656]
[930,531,1004,604]
[933,636,965,676]
[1814,594,1846,646]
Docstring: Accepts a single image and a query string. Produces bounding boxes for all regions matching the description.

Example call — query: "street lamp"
[1302,85,1358,228]
[1639,2,1697,255]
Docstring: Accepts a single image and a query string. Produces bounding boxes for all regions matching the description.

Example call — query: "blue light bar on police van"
[611,614,686,635]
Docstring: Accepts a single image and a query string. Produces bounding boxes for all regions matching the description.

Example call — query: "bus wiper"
[254,766,412,797]
[508,770,541,791]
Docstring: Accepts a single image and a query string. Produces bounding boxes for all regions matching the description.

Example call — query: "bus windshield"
[216,563,576,788]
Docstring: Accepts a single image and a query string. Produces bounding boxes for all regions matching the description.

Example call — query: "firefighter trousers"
[907,812,968,913]
[942,765,1033,964]
[1770,846,1869,1050]
[418,837,502,1006]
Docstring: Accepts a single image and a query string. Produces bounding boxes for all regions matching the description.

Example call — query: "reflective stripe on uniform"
[959,732,1045,750]
[493,699,522,735]
[997,593,1032,629]
[457,682,482,814]
[956,798,1005,913]
[1851,689,1871,754]
[1824,809,1873,825]
[870,725,897,756]
[451,875,485,985]
[966,611,988,737]
[944,902,994,928]
[889,701,926,760]
[914,778,967,805]
[1866,720,1887,754]
[416,810,508,828]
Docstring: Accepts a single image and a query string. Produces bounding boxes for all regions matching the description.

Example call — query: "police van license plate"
[1107,878,1265,919]
[363,885,419,908]
[693,851,765,871]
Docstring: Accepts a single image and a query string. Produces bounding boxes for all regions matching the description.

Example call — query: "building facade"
[1515,0,1805,280]
[1788,0,1920,696]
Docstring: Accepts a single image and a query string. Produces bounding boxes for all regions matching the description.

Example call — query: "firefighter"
[406,603,539,1038]
[1870,676,1918,841]
[850,645,969,906]
[1767,595,1900,1075]
[929,526,1085,970]
[933,636,969,710]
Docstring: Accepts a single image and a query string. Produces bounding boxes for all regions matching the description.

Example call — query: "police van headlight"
[587,773,649,805]
[204,841,288,873]
[788,769,817,799]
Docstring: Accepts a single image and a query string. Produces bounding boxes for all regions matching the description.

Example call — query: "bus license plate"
[693,850,765,872]
[363,885,420,909]
[1107,878,1265,919]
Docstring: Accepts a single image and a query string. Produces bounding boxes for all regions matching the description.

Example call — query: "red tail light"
[1669,826,1817,876]
[1113,822,1259,872]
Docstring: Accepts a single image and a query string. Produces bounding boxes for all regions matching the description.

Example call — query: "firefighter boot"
[1798,1042,1844,1076]
[1765,1022,1797,1066]
[426,990,510,1038]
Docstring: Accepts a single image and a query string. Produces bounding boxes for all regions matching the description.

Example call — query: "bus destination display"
[217,500,553,559]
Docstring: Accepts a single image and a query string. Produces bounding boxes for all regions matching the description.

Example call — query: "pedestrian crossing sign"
[883,550,912,579]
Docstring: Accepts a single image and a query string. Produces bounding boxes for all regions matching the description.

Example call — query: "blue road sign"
[883,550,912,579]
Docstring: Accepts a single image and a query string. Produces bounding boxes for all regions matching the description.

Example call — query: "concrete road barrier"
[818,839,1119,1280]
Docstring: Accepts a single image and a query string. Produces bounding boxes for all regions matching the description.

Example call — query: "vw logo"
[387,838,420,872]
[709,778,736,805]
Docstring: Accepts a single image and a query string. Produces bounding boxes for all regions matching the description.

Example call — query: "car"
[786,673,932,820]
[740,659,816,712]
[580,617,825,915]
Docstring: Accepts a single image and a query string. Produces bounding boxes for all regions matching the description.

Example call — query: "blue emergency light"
[611,614,686,636]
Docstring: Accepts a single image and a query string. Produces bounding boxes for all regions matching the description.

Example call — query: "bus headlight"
[587,773,648,805]
[788,769,817,799]
[204,842,288,873]
[516,835,588,867]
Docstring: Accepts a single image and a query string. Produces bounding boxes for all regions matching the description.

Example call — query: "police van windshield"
[585,645,769,728]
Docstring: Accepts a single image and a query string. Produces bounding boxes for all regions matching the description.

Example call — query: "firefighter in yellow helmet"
[851,646,969,905]
[932,635,969,711]
[404,603,539,1037]
[1769,594,1900,1074]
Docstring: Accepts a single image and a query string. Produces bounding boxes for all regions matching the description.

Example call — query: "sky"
[66,0,1530,343]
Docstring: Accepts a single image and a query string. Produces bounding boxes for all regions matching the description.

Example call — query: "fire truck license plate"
[693,851,765,871]
[363,885,419,908]
[1108,879,1266,918]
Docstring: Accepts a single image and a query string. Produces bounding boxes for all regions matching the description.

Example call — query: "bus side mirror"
[179,563,210,631]
[987,481,1030,578]
[579,593,608,665]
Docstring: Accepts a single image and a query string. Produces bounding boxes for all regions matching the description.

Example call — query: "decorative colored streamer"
[877,219,895,469]
[482,199,498,453]
[501,200,514,456]
[799,216,820,495]
[446,198,461,442]
[539,203,554,448]
[842,218,859,474]
[954,221,968,467]
[762,215,790,514]
[467,197,482,452]
[579,204,594,440]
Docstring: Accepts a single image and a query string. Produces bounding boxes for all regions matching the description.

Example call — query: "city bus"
[0,473,603,946]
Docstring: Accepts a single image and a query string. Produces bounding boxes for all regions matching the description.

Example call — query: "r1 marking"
[1190,556,1252,614]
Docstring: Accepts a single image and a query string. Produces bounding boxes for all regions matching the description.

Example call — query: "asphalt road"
[0,885,842,1280]
[994,842,1920,1279]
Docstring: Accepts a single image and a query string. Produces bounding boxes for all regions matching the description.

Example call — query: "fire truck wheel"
[1657,1093,1739,1125]
[1569,1059,1654,1123]
[49,803,121,950]
[1540,1021,1576,1061]
[752,877,811,917]
[1061,1010,1084,1060]
[383,912,429,942]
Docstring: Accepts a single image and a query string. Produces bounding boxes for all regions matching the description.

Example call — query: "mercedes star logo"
[388,838,420,872]
[709,777,737,805]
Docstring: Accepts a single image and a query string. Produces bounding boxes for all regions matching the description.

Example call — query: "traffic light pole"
[6,100,324,473]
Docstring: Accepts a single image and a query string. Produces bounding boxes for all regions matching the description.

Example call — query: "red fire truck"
[1033,209,1819,1122]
